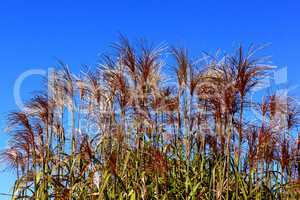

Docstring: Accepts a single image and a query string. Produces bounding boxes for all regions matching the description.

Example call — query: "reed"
[2,37,300,200]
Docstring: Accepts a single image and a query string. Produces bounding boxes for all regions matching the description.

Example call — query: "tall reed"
[2,38,300,200]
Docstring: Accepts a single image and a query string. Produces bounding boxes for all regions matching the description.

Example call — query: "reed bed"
[2,37,300,199]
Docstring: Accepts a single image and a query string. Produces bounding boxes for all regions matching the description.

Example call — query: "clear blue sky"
[0,0,299,197]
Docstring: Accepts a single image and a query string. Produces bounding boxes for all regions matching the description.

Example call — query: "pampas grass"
[2,38,300,200]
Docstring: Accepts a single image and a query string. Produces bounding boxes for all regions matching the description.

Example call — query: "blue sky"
[0,0,299,197]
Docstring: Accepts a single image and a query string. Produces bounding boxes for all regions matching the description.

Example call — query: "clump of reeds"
[2,37,300,200]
